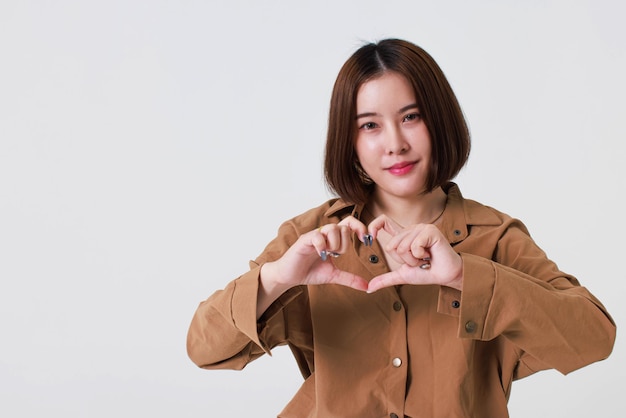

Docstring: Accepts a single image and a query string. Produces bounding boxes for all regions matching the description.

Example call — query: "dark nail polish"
[363,234,373,247]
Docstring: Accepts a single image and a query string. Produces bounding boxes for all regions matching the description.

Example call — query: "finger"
[339,224,353,253]
[388,225,437,264]
[368,214,403,240]
[381,236,417,267]
[394,248,422,267]
[311,227,336,259]
[322,225,343,253]
[310,228,327,256]
[320,227,350,261]
[337,216,371,245]
[388,231,421,267]
[315,224,353,260]
[409,241,431,261]
[408,225,443,260]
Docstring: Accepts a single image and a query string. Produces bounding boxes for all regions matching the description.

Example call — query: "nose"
[385,125,408,155]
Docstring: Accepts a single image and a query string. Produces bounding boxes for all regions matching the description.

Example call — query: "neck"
[369,187,447,227]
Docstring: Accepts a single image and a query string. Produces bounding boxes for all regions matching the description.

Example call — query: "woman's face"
[354,71,432,201]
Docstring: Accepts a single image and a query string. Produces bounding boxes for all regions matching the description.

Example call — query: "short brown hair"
[324,39,471,205]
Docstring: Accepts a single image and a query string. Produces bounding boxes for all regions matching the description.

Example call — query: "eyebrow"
[355,103,420,119]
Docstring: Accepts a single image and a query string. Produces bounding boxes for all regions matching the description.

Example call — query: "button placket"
[385,290,408,413]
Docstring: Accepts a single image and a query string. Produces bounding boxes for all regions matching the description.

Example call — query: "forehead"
[356,72,416,110]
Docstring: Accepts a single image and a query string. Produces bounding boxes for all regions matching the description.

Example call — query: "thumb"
[366,271,404,293]
[327,269,370,292]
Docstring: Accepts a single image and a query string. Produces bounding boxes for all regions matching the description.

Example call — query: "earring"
[354,161,374,185]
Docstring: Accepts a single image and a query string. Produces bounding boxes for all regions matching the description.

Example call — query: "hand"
[366,218,463,293]
[261,216,370,293]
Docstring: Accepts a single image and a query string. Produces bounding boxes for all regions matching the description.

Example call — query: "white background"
[1,0,624,416]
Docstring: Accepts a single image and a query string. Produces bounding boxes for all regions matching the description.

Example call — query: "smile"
[386,161,416,176]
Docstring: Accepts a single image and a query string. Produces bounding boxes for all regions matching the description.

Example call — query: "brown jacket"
[187,183,615,418]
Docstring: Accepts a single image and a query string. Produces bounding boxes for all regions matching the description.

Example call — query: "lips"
[386,161,416,176]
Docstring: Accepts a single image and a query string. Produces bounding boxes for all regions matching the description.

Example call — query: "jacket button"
[392,357,402,367]
[465,321,477,333]
[369,255,379,263]
[451,300,460,308]
[453,229,462,236]
[393,301,402,311]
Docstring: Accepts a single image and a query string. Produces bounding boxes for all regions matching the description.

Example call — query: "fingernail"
[320,250,340,261]
[363,234,373,247]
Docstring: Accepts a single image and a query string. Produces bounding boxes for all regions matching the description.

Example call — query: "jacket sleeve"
[186,263,300,370]
[186,265,264,370]
[186,219,314,371]
[450,219,616,378]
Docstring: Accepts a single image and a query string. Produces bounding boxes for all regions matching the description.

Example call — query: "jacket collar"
[323,182,501,244]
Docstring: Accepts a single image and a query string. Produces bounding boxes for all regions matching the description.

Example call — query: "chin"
[374,178,428,199]
[389,187,426,199]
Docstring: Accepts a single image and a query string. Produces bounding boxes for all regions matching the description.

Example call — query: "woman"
[187,39,615,417]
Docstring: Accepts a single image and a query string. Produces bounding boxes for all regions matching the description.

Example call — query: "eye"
[403,112,421,122]
[359,121,378,130]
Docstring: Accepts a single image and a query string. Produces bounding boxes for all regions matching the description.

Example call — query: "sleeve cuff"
[230,266,268,352]
[457,253,497,340]
[230,265,303,354]
[437,286,462,316]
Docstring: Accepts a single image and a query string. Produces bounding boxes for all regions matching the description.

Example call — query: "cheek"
[355,137,378,162]
[354,139,365,162]
[355,148,373,172]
